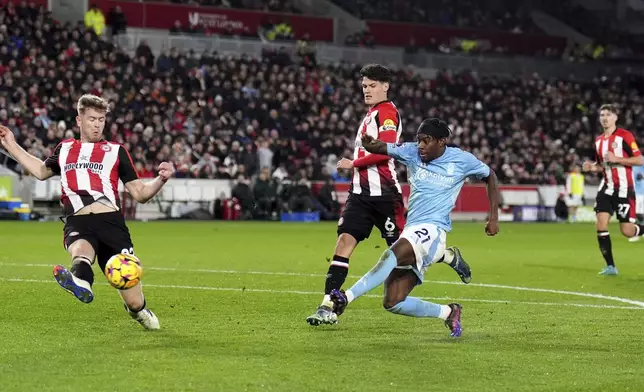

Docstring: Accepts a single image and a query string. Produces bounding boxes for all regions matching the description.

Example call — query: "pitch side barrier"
[26,178,599,222]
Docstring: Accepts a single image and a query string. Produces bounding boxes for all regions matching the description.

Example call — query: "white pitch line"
[2,277,644,311]
[2,262,644,308]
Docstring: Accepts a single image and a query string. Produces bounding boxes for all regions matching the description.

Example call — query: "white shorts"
[397,223,446,284]
[565,194,583,207]
[637,195,644,215]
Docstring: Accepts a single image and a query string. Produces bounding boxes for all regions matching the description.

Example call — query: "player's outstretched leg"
[437,246,471,284]
[385,299,463,338]
[382,269,463,338]
[329,238,414,317]
[119,283,160,330]
[53,242,96,304]
[306,233,357,326]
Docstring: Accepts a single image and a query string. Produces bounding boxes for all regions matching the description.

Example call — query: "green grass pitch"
[0,221,643,391]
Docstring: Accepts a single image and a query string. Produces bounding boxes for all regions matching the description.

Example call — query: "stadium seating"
[1,2,644,190]
[331,0,539,33]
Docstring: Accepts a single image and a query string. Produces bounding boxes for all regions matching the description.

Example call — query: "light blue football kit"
[633,164,644,215]
[336,141,491,331]
[386,143,490,282]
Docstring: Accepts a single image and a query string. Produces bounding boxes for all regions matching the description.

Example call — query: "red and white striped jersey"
[351,101,402,198]
[44,139,139,215]
[594,128,641,198]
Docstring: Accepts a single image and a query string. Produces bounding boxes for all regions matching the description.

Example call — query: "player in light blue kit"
[629,164,644,242]
[330,118,500,337]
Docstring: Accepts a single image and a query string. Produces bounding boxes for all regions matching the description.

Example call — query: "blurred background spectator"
[2,0,644,220]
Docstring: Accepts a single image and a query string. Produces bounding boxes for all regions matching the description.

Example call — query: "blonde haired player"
[0,94,175,329]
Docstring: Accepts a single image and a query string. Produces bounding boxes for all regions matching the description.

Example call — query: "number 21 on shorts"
[414,228,431,244]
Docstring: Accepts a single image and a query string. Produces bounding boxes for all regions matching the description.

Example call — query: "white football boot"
[127,306,160,330]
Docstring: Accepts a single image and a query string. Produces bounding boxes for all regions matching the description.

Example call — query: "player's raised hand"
[361,133,377,149]
[582,160,594,172]
[337,158,354,170]
[485,219,499,236]
[0,125,15,146]
[604,151,618,164]
[157,162,175,182]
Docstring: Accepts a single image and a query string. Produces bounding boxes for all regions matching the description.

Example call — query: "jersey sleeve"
[43,143,62,175]
[118,145,139,184]
[375,104,399,143]
[622,132,641,157]
[463,151,491,180]
[386,142,417,165]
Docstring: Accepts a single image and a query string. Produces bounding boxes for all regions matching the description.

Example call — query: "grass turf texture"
[0,221,643,392]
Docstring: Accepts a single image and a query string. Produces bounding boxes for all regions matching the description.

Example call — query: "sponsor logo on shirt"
[380,118,397,131]
[64,162,104,173]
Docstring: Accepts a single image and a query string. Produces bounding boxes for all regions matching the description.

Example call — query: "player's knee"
[619,224,634,237]
[390,239,415,266]
[68,240,95,260]
[383,299,403,312]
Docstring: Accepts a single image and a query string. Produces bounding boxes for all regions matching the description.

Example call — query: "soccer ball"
[104,253,143,290]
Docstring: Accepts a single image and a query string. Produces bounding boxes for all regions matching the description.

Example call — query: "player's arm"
[340,112,399,170]
[582,148,604,173]
[607,136,644,166]
[484,169,500,235]
[0,126,57,180]
[360,134,388,156]
[119,147,174,203]
[465,153,499,235]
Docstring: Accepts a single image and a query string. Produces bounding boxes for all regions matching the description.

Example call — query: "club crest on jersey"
[101,144,112,152]
[446,162,456,176]
[612,142,618,149]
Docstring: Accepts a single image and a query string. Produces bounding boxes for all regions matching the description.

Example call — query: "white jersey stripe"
[58,142,84,211]
[367,166,382,196]
[614,136,628,198]
[352,168,362,194]
[77,143,98,201]
[601,137,614,196]
[388,158,402,194]
[100,143,120,208]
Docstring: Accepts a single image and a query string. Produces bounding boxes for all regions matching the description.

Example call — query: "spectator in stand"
[84,3,105,36]
[316,176,340,220]
[231,174,254,219]
[2,1,644,195]
[107,5,127,37]
[288,175,314,213]
[253,167,279,219]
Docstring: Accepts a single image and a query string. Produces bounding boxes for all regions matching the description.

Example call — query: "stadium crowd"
[331,0,538,33]
[2,2,644,217]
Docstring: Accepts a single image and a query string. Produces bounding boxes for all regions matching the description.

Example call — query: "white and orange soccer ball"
[104,253,143,290]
